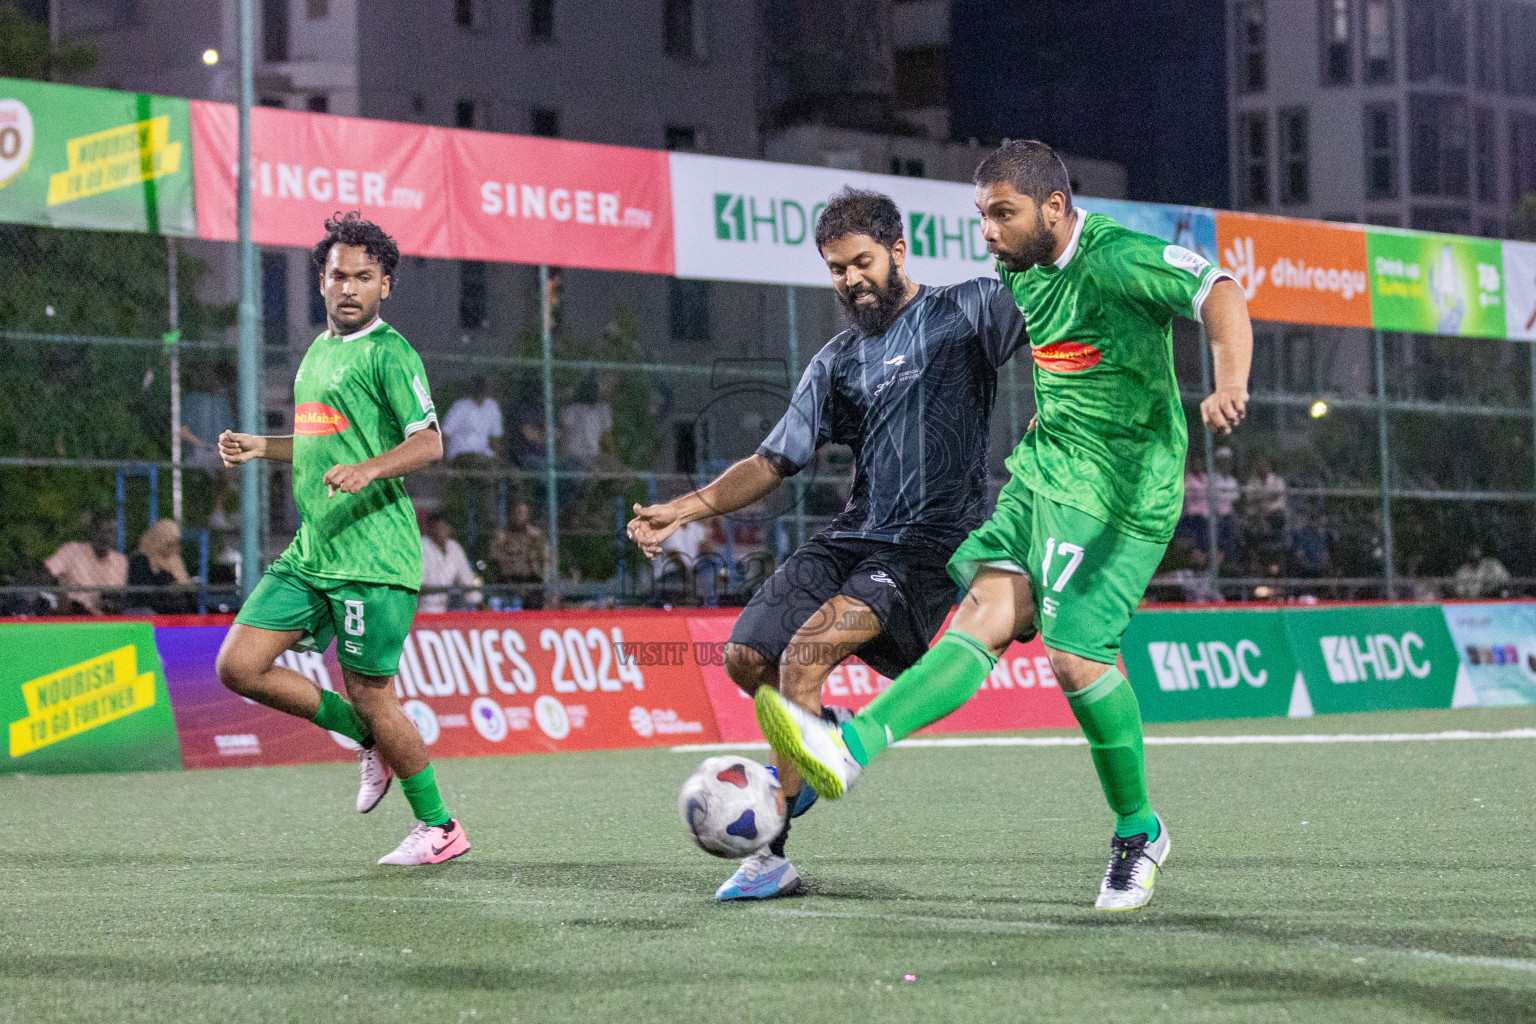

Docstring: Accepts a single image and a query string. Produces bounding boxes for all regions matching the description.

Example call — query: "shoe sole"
[754,689,845,800]
[379,843,471,867]
[716,876,804,902]
[1094,833,1171,912]
[358,773,393,814]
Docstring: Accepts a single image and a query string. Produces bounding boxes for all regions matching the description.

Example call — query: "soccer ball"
[678,755,786,859]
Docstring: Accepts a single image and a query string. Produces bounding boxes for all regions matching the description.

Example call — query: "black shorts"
[728,534,959,681]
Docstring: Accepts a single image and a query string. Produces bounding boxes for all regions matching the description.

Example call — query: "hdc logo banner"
[1122,609,1296,722]
[1281,604,1465,714]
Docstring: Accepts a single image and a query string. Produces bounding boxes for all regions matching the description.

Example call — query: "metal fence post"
[539,264,559,599]
[168,242,181,523]
[1198,326,1219,594]
[236,0,261,599]
[786,285,805,551]
[1374,329,1397,599]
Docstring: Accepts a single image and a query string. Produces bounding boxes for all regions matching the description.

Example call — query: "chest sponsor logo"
[1148,640,1268,691]
[1031,341,1103,373]
[1319,633,1431,683]
[294,402,349,435]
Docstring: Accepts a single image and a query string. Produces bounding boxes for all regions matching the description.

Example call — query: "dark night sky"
[948,0,1230,207]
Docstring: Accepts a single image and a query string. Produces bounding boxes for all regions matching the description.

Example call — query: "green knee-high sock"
[1066,668,1159,840]
[399,764,451,827]
[842,630,997,765]
[310,688,371,746]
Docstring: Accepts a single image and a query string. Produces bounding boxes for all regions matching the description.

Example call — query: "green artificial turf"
[2,705,1534,1023]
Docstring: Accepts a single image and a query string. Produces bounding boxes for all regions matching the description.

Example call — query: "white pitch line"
[672,728,1536,753]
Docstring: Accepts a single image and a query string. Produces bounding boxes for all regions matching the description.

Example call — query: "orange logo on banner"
[1216,212,1372,327]
[293,402,348,435]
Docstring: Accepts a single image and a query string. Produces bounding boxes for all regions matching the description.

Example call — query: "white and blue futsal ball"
[678,755,786,858]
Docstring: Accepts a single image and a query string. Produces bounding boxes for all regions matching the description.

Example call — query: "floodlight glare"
[1310,400,1328,418]
[203,49,220,66]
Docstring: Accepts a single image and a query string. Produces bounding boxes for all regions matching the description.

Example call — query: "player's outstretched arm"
[323,426,442,496]
[627,454,783,557]
[219,431,293,465]
[1199,278,1253,436]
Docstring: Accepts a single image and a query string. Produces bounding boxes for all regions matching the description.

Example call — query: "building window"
[1409,93,1469,197]
[530,107,559,137]
[1364,0,1394,82]
[459,261,488,331]
[1279,107,1310,203]
[668,279,710,342]
[895,46,947,110]
[1237,0,1266,92]
[306,94,328,113]
[529,0,554,40]
[259,96,286,108]
[1475,106,1498,202]
[1411,207,1472,233]
[1238,111,1270,206]
[1511,113,1536,202]
[454,0,482,29]
[307,0,328,18]
[456,99,477,129]
[410,93,426,116]
[1320,0,1353,85]
[665,0,706,59]
[1507,4,1536,96]
[261,251,288,347]
[890,157,926,178]
[1406,0,1467,84]
[262,0,288,62]
[1364,103,1400,200]
[1474,0,1502,91]
[665,124,697,150]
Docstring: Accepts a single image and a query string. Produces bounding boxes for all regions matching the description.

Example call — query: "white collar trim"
[328,318,385,342]
[1052,208,1087,270]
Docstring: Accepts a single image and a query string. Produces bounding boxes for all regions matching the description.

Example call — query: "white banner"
[668,152,997,288]
[1502,240,1536,340]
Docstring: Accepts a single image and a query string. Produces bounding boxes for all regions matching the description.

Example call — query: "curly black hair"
[311,211,401,279]
[814,187,903,252]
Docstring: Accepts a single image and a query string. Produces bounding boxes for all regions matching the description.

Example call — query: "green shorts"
[235,564,418,677]
[948,476,1167,664]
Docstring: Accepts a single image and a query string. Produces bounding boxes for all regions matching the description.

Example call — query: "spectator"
[441,375,503,463]
[1243,454,1288,541]
[1454,543,1511,598]
[560,374,613,467]
[487,502,547,608]
[420,513,480,613]
[1211,447,1241,566]
[507,380,550,473]
[1168,546,1223,603]
[1290,512,1334,576]
[128,519,196,614]
[45,515,127,615]
[1177,452,1210,546]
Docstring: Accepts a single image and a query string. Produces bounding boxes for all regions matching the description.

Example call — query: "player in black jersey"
[628,188,1027,900]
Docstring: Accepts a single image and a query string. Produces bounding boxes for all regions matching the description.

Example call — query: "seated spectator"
[487,502,547,609]
[1290,513,1334,577]
[1176,453,1209,546]
[128,519,196,614]
[442,375,503,464]
[1211,447,1240,567]
[1454,544,1511,599]
[419,513,480,614]
[45,515,127,615]
[1167,545,1223,603]
[1243,454,1287,540]
[560,374,613,468]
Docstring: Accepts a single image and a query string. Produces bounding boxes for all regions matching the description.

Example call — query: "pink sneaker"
[376,819,470,865]
[356,748,394,813]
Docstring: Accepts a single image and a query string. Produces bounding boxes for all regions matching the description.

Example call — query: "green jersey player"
[756,141,1252,910]
[215,212,469,866]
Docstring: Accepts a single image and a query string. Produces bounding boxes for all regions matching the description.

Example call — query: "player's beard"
[837,268,909,335]
[993,208,1058,273]
[329,294,378,333]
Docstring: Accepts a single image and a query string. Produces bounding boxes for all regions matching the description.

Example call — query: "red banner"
[446,129,674,274]
[190,101,452,257]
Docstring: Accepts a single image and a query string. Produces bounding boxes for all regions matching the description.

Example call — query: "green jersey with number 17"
[271,319,437,591]
[998,210,1232,544]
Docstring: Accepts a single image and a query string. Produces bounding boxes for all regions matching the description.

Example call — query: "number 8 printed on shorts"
[1041,538,1084,593]
[344,599,366,636]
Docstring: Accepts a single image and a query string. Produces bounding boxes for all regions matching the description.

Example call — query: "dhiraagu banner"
[668,152,996,287]
[1366,229,1506,338]
[0,77,194,235]
[0,622,182,774]
[1121,609,1299,722]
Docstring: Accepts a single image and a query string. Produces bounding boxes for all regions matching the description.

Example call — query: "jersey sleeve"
[377,342,439,437]
[953,277,1029,367]
[756,346,835,477]
[1107,234,1234,325]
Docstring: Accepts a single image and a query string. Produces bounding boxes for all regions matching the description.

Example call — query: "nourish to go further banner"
[1366,229,1507,338]
[0,77,194,235]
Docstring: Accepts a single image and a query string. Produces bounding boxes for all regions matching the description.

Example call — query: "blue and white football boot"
[714,762,828,901]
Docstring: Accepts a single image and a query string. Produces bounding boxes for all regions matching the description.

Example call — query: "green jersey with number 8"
[272,319,438,591]
[999,210,1232,543]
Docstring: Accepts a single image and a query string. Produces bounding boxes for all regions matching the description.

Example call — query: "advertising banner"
[1121,609,1299,722]
[1366,230,1506,338]
[0,622,182,775]
[447,129,674,274]
[1078,198,1218,264]
[1501,240,1536,341]
[1439,601,1536,707]
[0,77,194,235]
[1215,212,1372,327]
[190,101,452,256]
[1280,604,1469,714]
[669,152,997,287]
[685,612,1076,744]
